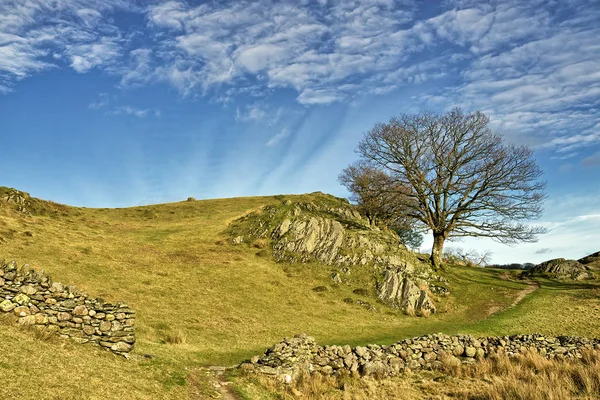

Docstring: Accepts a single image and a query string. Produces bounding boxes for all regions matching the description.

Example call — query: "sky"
[0,0,599,264]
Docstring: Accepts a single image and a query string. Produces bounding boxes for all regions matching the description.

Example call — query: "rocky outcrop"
[526,258,592,280]
[0,260,135,356]
[1,187,31,213]
[378,269,436,315]
[272,216,345,265]
[579,251,600,271]
[0,186,67,216]
[241,333,600,380]
[229,194,443,316]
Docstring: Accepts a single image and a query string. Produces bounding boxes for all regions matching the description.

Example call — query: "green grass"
[0,192,598,399]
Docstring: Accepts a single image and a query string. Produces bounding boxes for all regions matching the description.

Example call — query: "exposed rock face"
[0,187,31,213]
[378,269,436,315]
[0,186,66,216]
[527,258,592,280]
[273,217,345,264]
[229,193,443,316]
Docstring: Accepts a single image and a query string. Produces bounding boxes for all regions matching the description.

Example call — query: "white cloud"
[65,37,122,73]
[297,88,346,105]
[1,0,598,155]
[89,93,159,117]
[266,128,289,146]
[235,103,268,122]
[113,106,160,118]
[89,92,110,109]
[0,0,131,88]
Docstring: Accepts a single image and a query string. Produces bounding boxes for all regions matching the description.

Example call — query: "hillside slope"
[1,189,599,399]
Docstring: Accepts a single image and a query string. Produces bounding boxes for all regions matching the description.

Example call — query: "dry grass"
[241,351,600,399]
[162,329,187,345]
[0,192,599,399]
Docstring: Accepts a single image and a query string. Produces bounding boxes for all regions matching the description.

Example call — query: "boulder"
[527,258,591,280]
[378,269,436,316]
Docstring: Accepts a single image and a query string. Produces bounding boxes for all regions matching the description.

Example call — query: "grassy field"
[0,191,599,399]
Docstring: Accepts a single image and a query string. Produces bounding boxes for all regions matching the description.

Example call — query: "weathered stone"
[0,299,15,312]
[464,346,476,357]
[72,305,88,316]
[13,293,30,305]
[378,270,436,316]
[49,282,64,293]
[34,313,48,324]
[99,320,112,332]
[355,346,368,358]
[21,285,37,295]
[57,312,72,321]
[475,348,485,360]
[111,342,133,353]
[13,306,30,317]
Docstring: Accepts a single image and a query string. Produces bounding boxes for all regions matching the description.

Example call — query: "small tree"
[344,108,547,269]
[338,163,414,228]
[396,227,423,250]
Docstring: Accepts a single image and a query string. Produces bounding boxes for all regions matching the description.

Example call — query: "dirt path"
[510,279,539,307]
[188,366,242,400]
[486,278,539,317]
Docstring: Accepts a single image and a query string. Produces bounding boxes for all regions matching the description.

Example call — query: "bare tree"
[443,247,493,267]
[339,164,422,247]
[339,163,414,228]
[345,108,547,269]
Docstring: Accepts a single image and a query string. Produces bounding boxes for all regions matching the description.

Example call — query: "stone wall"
[0,260,135,356]
[242,333,600,379]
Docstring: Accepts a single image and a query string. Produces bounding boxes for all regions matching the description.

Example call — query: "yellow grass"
[0,192,599,398]
[242,351,600,399]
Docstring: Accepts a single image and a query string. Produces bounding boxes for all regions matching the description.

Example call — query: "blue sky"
[0,0,599,264]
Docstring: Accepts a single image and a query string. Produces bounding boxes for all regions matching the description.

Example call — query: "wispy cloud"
[266,128,289,146]
[113,106,160,118]
[65,37,122,73]
[88,93,159,117]
[235,103,268,122]
[1,0,599,159]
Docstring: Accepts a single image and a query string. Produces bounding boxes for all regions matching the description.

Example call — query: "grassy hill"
[1,189,599,399]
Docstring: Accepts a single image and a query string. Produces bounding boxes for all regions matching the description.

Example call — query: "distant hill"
[1,187,600,399]
[580,251,600,271]
[525,257,594,280]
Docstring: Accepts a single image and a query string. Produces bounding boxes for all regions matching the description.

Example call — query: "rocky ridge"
[526,258,593,280]
[579,251,600,271]
[241,333,600,380]
[229,193,443,316]
[0,186,68,216]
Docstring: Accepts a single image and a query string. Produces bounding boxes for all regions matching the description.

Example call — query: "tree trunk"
[431,232,446,270]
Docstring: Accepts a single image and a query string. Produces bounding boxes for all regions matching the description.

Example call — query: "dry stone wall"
[0,260,135,356]
[242,333,600,379]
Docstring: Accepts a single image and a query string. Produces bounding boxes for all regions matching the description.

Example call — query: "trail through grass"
[0,193,598,399]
